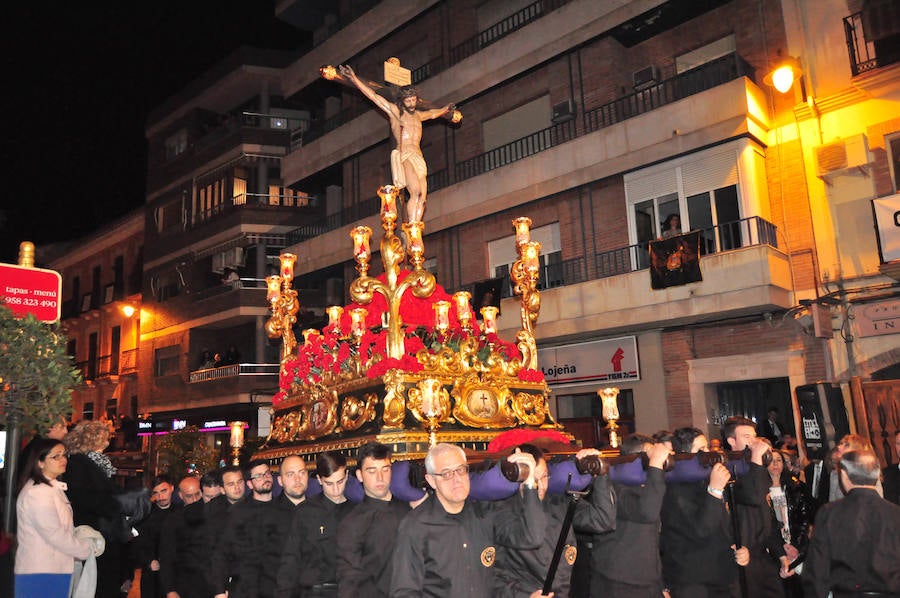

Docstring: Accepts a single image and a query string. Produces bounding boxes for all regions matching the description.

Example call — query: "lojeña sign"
[0,262,63,323]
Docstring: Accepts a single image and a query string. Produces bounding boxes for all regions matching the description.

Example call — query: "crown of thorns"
[397,85,419,99]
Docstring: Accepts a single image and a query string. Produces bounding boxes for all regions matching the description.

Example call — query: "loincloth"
[390,150,427,189]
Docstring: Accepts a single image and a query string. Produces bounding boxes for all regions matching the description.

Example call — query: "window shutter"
[682,149,738,197]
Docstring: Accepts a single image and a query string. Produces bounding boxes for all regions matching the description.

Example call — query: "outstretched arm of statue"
[339,64,395,116]
[418,102,455,121]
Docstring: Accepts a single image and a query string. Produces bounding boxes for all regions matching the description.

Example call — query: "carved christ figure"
[338,64,456,223]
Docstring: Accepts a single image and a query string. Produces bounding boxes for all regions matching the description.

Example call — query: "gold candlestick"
[598,387,621,449]
[265,253,300,362]
[350,188,435,360]
[510,219,542,371]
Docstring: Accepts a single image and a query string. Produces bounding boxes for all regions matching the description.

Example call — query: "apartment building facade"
[131,0,898,454]
[270,0,899,448]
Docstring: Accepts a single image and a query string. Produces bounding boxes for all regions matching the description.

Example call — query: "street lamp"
[763,57,802,94]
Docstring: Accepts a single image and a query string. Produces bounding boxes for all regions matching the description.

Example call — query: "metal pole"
[2,411,21,534]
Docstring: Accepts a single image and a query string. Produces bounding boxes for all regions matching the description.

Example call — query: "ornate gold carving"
[339,392,378,432]
[451,374,517,429]
[510,390,548,427]
[381,369,407,428]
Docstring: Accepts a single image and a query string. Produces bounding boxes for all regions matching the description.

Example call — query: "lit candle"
[280,253,297,280]
[379,186,398,219]
[452,291,472,323]
[229,421,246,448]
[266,275,282,303]
[351,226,372,261]
[319,65,338,80]
[512,217,532,246]
[303,329,319,345]
[420,378,441,417]
[433,301,450,332]
[406,222,424,253]
[523,241,541,274]
[481,306,499,334]
[350,307,369,336]
[598,387,620,421]
[326,306,344,331]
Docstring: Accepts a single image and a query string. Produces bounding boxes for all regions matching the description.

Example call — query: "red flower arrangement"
[517,368,545,382]
[274,270,531,401]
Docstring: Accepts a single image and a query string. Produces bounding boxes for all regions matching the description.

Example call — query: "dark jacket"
[159,498,220,598]
[803,488,900,597]
[275,493,355,596]
[61,453,122,541]
[661,480,738,589]
[495,474,616,598]
[210,497,275,598]
[882,464,900,506]
[591,467,665,592]
[336,496,411,598]
[390,489,546,598]
[774,474,814,551]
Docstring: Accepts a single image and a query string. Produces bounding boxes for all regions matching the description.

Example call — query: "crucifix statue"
[322,59,461,223]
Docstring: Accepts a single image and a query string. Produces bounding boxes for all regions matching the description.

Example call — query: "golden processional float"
[254,185,576,464]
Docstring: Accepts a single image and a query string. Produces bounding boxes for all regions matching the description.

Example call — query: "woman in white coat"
[15,437,92,597]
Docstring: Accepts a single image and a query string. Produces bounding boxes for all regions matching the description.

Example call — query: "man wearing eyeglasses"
[494,444,616,598]
[276,451,355,598]
[212,460,276,598]
[336,442,411,598]
[390,443,549,598]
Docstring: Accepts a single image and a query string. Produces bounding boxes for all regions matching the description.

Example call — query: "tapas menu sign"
[0,262,63,323]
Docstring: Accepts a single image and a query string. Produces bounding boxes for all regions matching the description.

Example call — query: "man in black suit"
[883,430,900,506]
[803,448,900,596]
[760,407,784,445]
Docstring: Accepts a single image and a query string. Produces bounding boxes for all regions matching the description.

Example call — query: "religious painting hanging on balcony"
[649,231,702,289]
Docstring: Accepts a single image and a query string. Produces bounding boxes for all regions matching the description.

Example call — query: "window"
[106,398,118,421]
[888,133,900,192]
[155,345,181,377]
[82,402,94,421]
[625,138,770,258]
[675,35,736,74]
[164,129,188,160]
[488,223,562,296]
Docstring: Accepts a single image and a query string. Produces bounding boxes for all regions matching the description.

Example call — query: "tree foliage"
[155,426,220,480]
[0,303,80,433]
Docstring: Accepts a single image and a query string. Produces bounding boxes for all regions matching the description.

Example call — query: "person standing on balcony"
[339,64,455,223]
[660,214,682,239]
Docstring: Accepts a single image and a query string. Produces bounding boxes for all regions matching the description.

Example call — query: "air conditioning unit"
[632,65,659,90]
[211,247,246,274]
[815,134,871,178]
[551,99,576,124]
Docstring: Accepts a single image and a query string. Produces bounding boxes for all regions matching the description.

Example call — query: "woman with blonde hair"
[15,438,93,597]
[62,420,129,598]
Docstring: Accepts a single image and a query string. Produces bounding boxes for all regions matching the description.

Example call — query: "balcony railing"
[189,363,280,384]
[503,217,778,291]
[284,195,381,245]
[843,10,900,76]
[449,0,568,65]
[455,119,577,181]
[585,52,755,133]
[121,349,138,374]
[189,278,268,302]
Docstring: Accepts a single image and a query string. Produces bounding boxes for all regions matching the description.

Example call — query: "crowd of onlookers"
[7,415,900,598]
[197,346,241,370]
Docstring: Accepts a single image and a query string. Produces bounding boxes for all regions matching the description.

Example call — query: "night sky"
[2,1,305,264]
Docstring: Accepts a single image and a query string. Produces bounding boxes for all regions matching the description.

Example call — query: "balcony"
[189,362,280,384]
[148,113,294,191]
[844,9,900,76]
[505,226,792,342]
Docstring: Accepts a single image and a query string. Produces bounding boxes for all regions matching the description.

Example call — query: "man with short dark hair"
[199,470,223,503]
[722,416,790,598]
[591,434,671,597]
[494,444,616,598]
[276,451,354,597]
[136,474,176,598]
[212,460,276,598]
[390,443,547,598]
[336,442,410,598]
[803,449,900,596]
